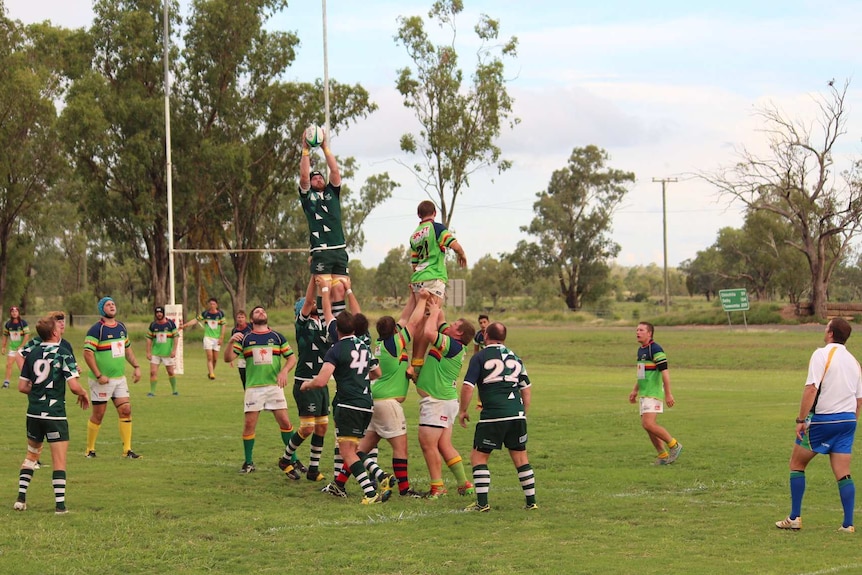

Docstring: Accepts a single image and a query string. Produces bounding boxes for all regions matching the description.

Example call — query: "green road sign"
[719,288,749,312]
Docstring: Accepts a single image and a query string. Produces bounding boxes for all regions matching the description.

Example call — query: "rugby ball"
[304,124,325,148]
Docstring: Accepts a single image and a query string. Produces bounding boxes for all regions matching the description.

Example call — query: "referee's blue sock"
[838,476,855,528]
[789,470,805,519]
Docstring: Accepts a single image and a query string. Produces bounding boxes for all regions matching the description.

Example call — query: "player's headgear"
[97,296,114,316]
[154,306,165,314]
[310,170,323,180]
[9,306,18,312]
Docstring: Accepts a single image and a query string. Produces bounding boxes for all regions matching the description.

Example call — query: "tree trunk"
[0,245,7,314]
[181,254,189,319]
[560,273,580,310]
[233,266,248,318]
[220,253,248,318]
[562,261,582,311]
[811,273,828,320]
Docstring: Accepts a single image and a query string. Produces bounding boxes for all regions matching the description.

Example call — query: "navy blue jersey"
[323,335,378,410]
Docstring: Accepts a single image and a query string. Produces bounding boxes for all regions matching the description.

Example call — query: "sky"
[5,0,862,269]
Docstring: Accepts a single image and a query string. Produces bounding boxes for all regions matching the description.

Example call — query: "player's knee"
[116,402,132,418]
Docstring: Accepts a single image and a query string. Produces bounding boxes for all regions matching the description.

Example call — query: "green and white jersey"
[415,330,465,400]
[299,183,346,252]
[147,319,178,357]
[636,340,668,400]
[232,329,294,389]
[83,320,131,379]
[371,324,411,400]
[3,319,30,351]
[21,342,79,420]
[464,344,530,421]
[20,337,74,359]
[294,315,332,382]
[196,310,226,339]
[410,220,457,283]
[324,335,378,410]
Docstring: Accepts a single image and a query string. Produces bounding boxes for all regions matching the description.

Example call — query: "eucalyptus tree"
[395,0,518,227]
[513,146,635,311]
[58,0,182,306]
[0,10,70,312]
[702,81,862,319]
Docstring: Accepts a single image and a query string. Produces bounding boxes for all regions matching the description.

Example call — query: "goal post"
[165,304,185,375]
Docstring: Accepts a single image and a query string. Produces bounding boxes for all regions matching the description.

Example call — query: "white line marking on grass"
[795,565,862,575]
[263,508,462,532]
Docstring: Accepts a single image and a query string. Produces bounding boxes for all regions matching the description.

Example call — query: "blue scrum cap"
[97,296,114,316]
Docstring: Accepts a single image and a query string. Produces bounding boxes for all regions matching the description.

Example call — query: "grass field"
[0,323,860,574]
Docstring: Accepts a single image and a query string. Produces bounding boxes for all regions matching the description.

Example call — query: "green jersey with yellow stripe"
[636,340,668,400]
[84,320,132,379]
[371,324,411,400]
[415,331,465,400]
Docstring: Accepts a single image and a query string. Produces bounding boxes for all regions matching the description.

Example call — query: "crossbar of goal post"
[169,247,310,374]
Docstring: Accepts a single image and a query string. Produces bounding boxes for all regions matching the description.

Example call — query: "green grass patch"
[0,324,859,574]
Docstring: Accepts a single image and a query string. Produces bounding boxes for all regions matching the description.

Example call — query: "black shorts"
[309,249,349,276]
[293,381,331,417]
[26,417,70,443]
[474,419,527,452]
[333,404,372,439]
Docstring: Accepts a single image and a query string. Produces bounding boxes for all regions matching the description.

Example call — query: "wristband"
[346,289,353,295]
[322,147,331,155]
[133,365,140,369]
[95,373,102,379]
[302,149,309,156]
[795,418,807,424]
[321,287,329,293]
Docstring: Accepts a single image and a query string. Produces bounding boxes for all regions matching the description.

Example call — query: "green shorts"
[293,380,331,417]
[333,404,372,439]
[474,418,527,452]
[26,417,70,443]
[309,248,349,276]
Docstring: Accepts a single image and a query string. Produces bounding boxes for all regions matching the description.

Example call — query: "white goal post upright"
[165,304,185,375]
[163,0,184,372]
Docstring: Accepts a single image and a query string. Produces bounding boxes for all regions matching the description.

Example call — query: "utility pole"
[652,177,678,313]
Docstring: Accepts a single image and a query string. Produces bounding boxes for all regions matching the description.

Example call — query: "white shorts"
[367,398,407,439]
[418,396,458,428]
[203,337,221,351]
[243,385,288,413]
[411,279,446,300]
[7,349,18,358]
[639,396,664,415]
[150,356,175,366]
[89,376,130,403]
